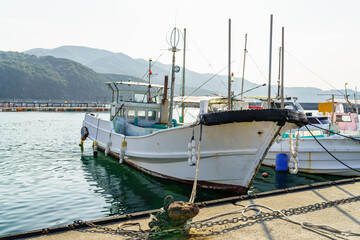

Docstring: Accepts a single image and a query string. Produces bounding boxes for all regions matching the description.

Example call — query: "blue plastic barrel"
[275,153,288,171]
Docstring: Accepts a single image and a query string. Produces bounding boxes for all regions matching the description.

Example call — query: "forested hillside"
[0,51,141,101]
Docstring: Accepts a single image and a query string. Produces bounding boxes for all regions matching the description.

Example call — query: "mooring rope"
[308,123,360,142]
[189,119,203,203]
[305,125,360,174]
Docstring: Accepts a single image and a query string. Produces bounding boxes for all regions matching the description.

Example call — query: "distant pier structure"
[0,99,109,112]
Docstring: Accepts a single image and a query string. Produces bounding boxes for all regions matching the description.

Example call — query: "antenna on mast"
[167,27,182,127]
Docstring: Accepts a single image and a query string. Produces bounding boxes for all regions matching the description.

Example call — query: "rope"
[95,117,100,141]
[188,33,228,91]
[308,123,360,142]
[194,203,360,239]
[175,62,235,108]
[284,50,345,96]
[305,125,360,174]
[189,120,203,203]
[247,52,277,96]
[288,133,299,174]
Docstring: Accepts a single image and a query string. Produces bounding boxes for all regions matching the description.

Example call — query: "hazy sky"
[1,0,360,91]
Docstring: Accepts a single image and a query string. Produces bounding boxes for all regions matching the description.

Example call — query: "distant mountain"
[25,46,251,97]
[0,51,145,101]
[25,46,357,103]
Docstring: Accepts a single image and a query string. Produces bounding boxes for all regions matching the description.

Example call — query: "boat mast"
[148,58,152,102]
[228,19,232,110]
[181,28,186,123]
[277,47,281,98]
[267,14,273,109]
[281,27,285,109]
[168,27,181,127]
[240,34,248,101]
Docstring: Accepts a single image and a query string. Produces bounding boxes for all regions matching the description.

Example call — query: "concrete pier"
[2,178,360,240]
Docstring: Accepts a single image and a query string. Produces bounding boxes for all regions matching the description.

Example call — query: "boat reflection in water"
[80,152,234,216]
[250,166,345,194]
[80,152,346,216]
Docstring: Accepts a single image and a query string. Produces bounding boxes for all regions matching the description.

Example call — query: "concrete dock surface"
[5,179,360,240]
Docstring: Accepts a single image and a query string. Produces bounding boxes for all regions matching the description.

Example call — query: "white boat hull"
[84,110,304,193]
[263,135,360,176]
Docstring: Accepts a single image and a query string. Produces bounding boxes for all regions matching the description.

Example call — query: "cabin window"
[134,93,145,102]
[307,118,320,124]
[336,115,351,122]
[148,111,156,120]
[318,117,331,124]
[127,109,135,119]
[138,110,146,119]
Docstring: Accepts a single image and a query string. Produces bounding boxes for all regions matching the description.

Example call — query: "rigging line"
[247,52,267,82]
[308,123,360,142]
[305,125,360,174]
[175,61,235,107]
[188,33,228,91]
[111,53,163,120]
[284,50,345,96]
[247,52,277,96]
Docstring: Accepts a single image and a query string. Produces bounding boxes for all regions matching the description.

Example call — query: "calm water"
[0,112,345,236]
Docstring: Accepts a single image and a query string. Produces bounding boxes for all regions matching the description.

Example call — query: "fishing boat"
[82,82,306,193]
[263,98,360,176]
[80,23,307,194]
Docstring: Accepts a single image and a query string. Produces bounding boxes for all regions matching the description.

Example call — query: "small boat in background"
[263,98,360,176]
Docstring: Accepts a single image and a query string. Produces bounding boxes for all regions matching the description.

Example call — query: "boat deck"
[3,178,360,240]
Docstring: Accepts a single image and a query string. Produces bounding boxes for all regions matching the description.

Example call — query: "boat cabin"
[106,81,170,136]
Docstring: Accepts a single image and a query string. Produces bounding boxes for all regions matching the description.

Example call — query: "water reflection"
[250,166,346,194]
[80,152,234,216]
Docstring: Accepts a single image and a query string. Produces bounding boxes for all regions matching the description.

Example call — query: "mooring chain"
[70,194,360,239]
[72,219,189,239]
[191,195,360,229]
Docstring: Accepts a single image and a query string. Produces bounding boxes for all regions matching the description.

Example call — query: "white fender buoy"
[105,141,111,156]
[188,142,192,150]
[187,138,197,166]
[191,155,197,165]
[188,157,193,166]
[191,140,196,148]
[191,148,196,156]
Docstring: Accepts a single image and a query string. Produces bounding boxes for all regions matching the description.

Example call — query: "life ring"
[81,126,89,141]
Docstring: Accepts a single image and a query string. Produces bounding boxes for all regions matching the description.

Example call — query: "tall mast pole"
[168,28,181,127]
[228,19,232,110]
[148,58,152,102]
[277,47,281,98]
[281,27,285,109]
[267,14,273,109]
[181,28,186,123]
[240,34,248,101]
